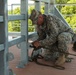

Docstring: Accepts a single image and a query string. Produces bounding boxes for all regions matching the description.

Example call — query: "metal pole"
[17,0,28,68]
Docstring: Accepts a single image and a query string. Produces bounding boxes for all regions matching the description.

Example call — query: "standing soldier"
[29,9,74,66]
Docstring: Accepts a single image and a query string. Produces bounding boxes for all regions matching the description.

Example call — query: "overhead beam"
[32,0,50,3]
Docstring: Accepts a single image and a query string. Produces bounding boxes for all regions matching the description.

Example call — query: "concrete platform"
[9,44,76,75]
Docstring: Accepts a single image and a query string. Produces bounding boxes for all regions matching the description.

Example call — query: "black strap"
[29,45,65,70]
[30,52,65,70]
[34,54,65,70]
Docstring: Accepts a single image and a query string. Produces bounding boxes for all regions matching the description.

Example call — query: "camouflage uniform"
[36,14,74,62]
[29,9,74,65]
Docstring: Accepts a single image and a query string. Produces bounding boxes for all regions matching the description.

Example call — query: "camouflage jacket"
[37,14,74,47]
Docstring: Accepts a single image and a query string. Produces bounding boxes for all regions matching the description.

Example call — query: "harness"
[29,45,65,70]
[29,45,76,70]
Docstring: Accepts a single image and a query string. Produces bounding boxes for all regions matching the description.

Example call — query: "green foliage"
[12,20,21,32]
[60,0,76,32]
[56,0,70,3]
[61,6,74,14]
[56,0,70,11]
[28,19,35,32]
[28,6,35,32]
[8,22,13,32]
[28,6,35,14]
[68,0,76,3]
[13,7,20,14]
[8,10,12,15]
[65,15,76,32]
[8,0,76,33]
[8,7,21,32]
[41,6,45,14]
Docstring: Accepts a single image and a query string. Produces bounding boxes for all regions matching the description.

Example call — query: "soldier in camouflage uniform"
[29,9,74,66]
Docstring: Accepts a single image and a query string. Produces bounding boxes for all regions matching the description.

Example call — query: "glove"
[32,40,41,48]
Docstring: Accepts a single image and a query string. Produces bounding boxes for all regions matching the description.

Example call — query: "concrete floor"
[9,44,76,75]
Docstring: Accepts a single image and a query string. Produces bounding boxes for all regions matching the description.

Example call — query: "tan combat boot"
[55,54,66,66]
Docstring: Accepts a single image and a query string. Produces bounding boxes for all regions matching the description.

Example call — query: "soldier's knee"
[58,33,66,41]
[58,32,72,43]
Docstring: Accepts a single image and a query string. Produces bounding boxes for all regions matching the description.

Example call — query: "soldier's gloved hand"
[32,40,41,48]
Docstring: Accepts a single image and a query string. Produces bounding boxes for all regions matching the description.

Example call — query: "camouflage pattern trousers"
[43,32,73,61]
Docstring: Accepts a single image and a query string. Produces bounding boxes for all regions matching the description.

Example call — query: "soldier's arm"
[39,18,59,47]
[36,26,46,41]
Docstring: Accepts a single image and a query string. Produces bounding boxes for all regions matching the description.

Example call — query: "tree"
[8,7,21,32]
[8,1,76,32]
[8,6,35,32]
[56,0,70,11]
[8,22,13,32]
[56,0,70,4]
[61,0,76,32]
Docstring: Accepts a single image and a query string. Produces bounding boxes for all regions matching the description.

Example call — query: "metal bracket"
[6,52,14,61]
[9,69,16,75]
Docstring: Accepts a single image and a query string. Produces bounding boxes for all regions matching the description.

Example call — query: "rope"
[29,46,65,70]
